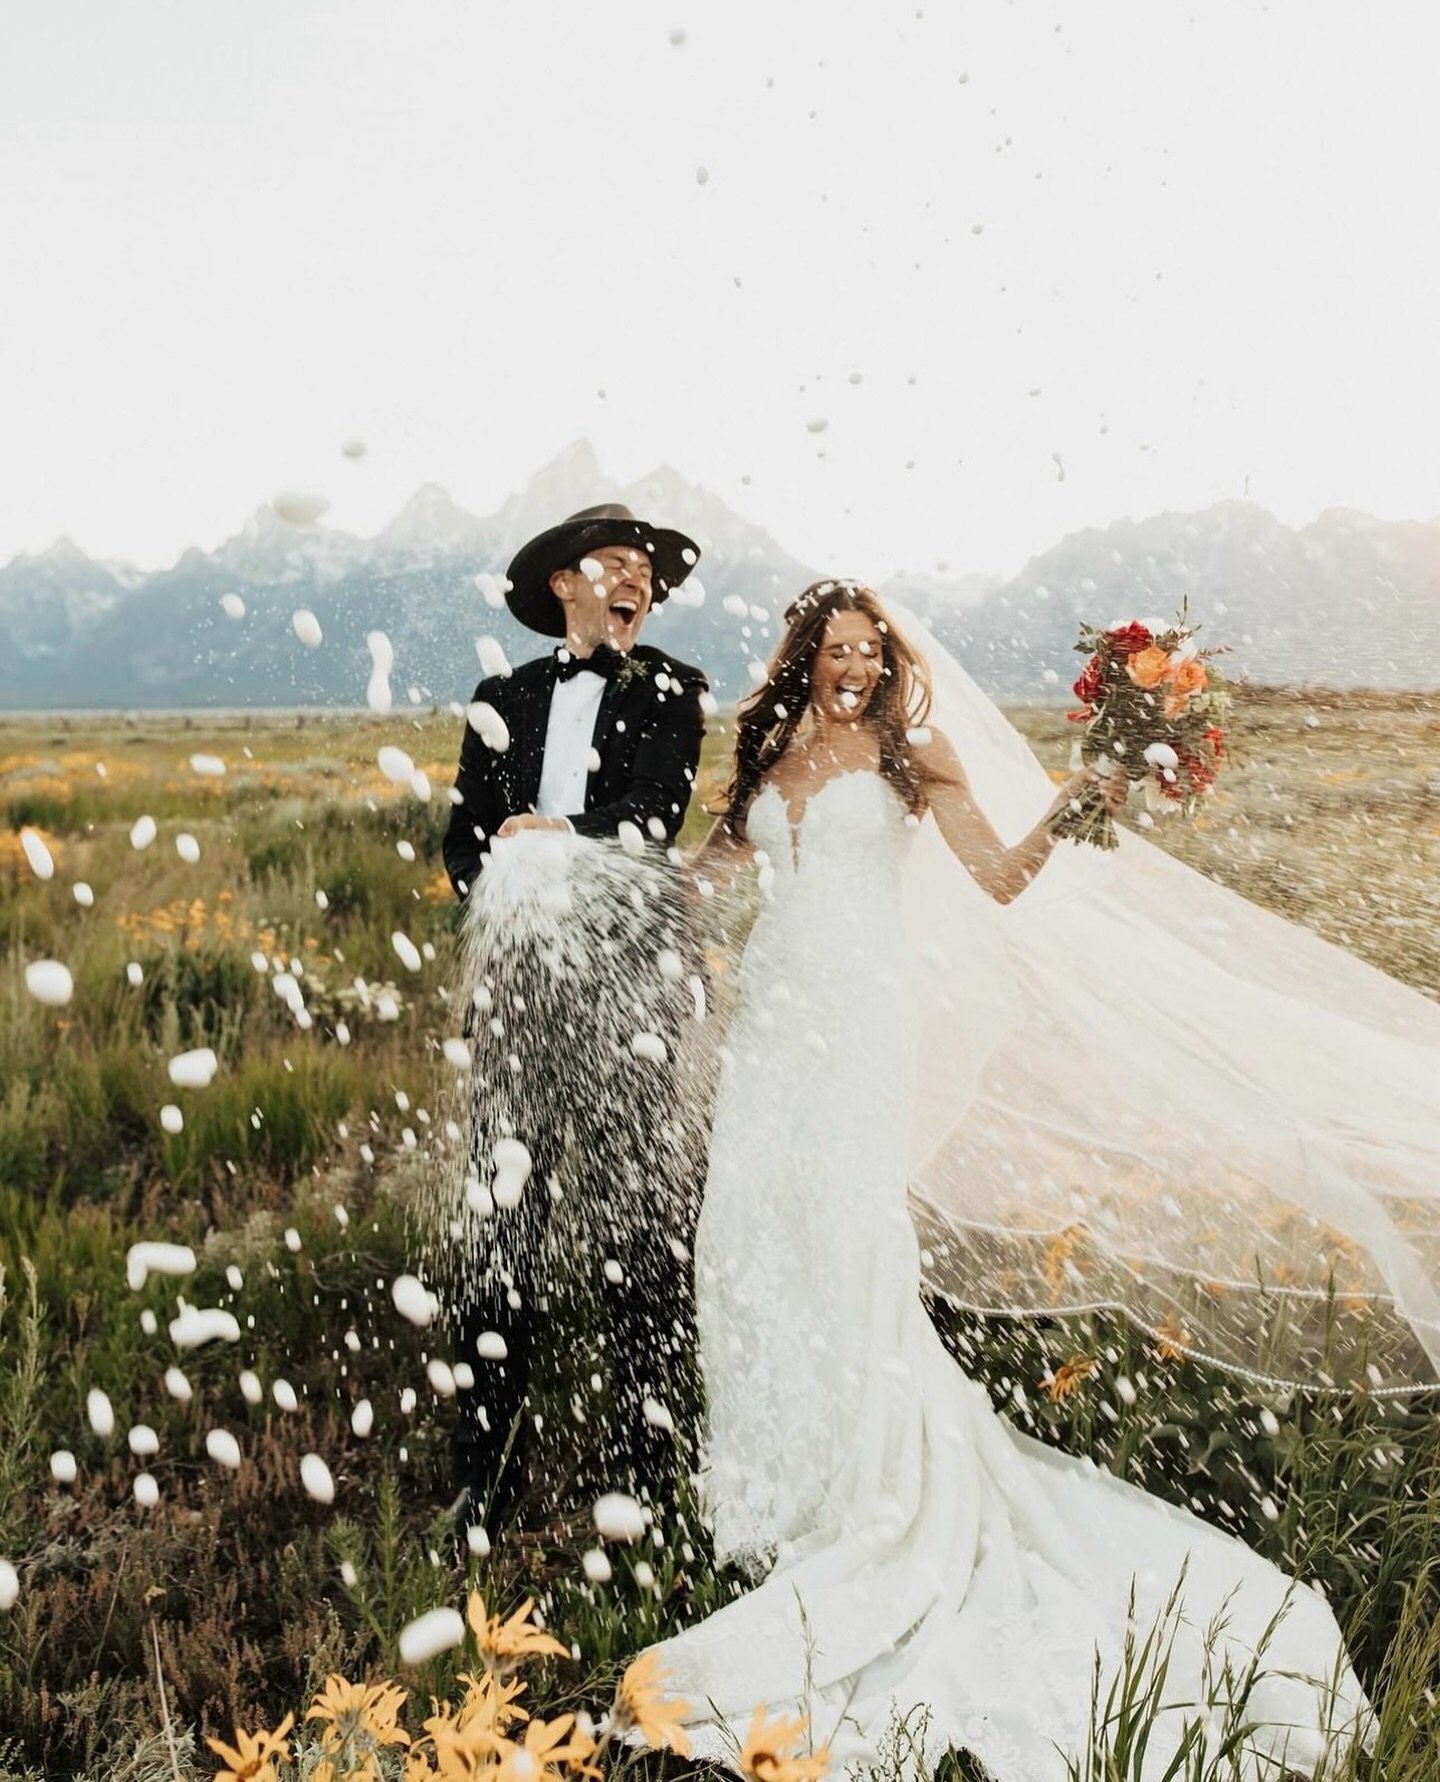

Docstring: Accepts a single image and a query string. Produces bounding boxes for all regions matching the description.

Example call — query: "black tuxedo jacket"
[442,643,709,899]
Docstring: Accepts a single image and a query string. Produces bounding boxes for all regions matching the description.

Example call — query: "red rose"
[1066,706,1094,723]
[1105,621,1153,656]
[1072,655,1104,703]
[1202,725,1226,759]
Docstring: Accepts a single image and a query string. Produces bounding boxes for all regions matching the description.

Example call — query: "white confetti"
[126,961,144,987]
[130,815,158,850]
[426,1359,457,1397]
[351,1398,374,1438]
[0,1561,18,1611]
[442,1037,472,1070]
[50,1450,78,1484]
[392,932,422,973]
[315,888,330,909]
[366,630,395,714]
[140,1309,158,1335]
[399,1607,465,1666]
[300,1452,335,1503]
[391,1275,438,1328]
[466,701,510,753]
[125,1242,196,1291]
[291,608,323,648]
[284,1227,302,1253]
[134,1473,160,1508]
[20,828,55,879]
[475,1331,508,1361]
[189,754,226,777]
[616,820,646,857]
[220,592,247,620]
[160,1106,184,1135]
[581,1549,613,1583]
[175,833,201,863]
[340,1560,358,1586]
[396,839,416,862]
[273,1379,299,1412]
[593,1492,646,1543]
[73,881,94,907]
[466,1524,490,1557]
[274,491,330,526]
[168,1047,218,1088]
[24,961,73,1006]
[656,949,684,981]
[169,1306,241,1349]
[87,1389,116,1439]
[377,745,416,784]
[205,1428,242,1470]
[630,1031,668,1065]
[239,1370,263,1406]
[473,571,510,609]
[491,1138,532,1210]
[475,636,513,679]
[164,1367,193,1403]
[668,574,705,609]
[128,1424,160,1457]
[722,594,749,619]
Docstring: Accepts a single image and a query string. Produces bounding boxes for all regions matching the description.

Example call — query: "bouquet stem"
[1049,781,1120,850]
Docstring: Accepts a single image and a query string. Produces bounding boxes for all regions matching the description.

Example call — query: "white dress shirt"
[535,668,606,820]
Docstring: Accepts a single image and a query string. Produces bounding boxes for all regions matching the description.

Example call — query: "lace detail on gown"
[652,772,1372,1782]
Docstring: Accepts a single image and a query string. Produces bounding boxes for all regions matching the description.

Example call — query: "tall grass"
[1,702,1437,1779]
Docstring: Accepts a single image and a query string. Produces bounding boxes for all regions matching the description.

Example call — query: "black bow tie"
[555,645,627,682]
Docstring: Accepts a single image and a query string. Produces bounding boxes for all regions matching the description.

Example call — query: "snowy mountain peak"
[490,439,621,547]
[376,483,488,557]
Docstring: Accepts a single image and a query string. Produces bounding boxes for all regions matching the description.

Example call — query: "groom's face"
[550,545,654,656]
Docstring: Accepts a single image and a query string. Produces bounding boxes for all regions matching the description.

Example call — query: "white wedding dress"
[649,770,1371,1782]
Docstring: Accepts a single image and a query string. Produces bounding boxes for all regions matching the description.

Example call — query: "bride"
[642,580,1426,1780]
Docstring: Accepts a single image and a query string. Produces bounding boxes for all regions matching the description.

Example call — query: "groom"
[442,503,710,1534]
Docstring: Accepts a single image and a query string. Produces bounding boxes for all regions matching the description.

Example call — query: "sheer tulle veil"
[880,599,1440,1394]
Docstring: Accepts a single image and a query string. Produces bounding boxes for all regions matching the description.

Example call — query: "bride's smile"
[809,609,885,725]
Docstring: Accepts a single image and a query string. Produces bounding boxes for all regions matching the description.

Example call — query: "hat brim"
[504,516,700,636]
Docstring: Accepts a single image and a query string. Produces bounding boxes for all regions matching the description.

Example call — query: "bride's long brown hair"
[718,580,943,839]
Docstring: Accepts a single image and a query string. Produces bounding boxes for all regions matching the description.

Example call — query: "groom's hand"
[496,813,573,838]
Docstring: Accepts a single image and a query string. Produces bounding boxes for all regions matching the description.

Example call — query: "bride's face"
[810,610,885,725]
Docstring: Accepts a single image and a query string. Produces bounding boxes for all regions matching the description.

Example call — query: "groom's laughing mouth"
[606,594,644,645]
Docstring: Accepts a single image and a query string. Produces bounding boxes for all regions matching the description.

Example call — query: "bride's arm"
[921,729,1121,904]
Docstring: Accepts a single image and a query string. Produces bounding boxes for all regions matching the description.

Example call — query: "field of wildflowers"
[0,693,1437,1780]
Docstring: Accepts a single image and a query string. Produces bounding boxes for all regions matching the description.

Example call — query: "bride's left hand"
[1055,767,1129,819]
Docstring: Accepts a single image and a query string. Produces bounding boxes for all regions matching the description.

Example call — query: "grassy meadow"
[0,690,1438,1780]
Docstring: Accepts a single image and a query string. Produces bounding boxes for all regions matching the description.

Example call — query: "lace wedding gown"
[649,771,1370,1782]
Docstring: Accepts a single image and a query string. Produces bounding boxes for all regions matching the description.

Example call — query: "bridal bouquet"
[1051,608,1232,849]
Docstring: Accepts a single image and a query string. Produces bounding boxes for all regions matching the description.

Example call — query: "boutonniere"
[615,654,649,691]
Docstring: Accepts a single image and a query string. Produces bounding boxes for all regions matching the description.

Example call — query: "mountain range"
[1,440,1436,709]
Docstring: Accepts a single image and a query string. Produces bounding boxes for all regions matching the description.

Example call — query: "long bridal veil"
[885,600,1440,1393]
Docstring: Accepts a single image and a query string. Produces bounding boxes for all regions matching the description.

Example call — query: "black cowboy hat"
[503,503,701,636]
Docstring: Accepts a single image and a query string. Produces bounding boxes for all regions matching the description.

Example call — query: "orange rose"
[1126,646,1172,689]
[1163,658,1207,718]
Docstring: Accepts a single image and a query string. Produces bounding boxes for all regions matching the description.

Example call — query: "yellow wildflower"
[205,1711,294,1782]
[493,1713,597,1782]
[608,1651,691,1755]
[453,1670,529,1734]
[740,1706,830,1782]
[1044,1353,1098,1404]
[306,1674,410,1756]
[465,1592,568,1678]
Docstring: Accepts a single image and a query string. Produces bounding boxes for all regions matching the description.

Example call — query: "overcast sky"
[2,0,1438,582]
